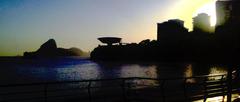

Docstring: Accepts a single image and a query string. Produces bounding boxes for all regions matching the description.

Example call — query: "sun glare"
[194,0,217,26]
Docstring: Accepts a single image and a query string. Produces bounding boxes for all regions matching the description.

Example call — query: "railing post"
[203,77,208,102]
[88,81,92,102]
[227,66,233,102]
[121,79,127,102]
[160,80,166,102]
[44,84,48,102]
[183,78,187,102]
[221,75,226,102]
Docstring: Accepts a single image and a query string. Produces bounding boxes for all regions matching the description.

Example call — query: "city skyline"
[0,0,216,56]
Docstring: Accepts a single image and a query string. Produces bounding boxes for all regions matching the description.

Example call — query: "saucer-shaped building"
[98,37,122,46]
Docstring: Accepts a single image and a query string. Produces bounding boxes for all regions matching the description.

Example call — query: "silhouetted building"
[193,13,213,33]
[216,0,232,26]
[216,0,240,26]
[98,37,122,46]
[215,0,240,58]
[157,19,188,45]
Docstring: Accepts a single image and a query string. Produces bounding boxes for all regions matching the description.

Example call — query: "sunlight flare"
[194,0,217,26]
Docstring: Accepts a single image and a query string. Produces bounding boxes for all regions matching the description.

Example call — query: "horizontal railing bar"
[1,91,91,101]
[191,80,227,86]
[0,77,157,87]
[44,93,88,99]
[205,89,227,93]
[1,96,45,102]
[207,80,226,84]
[0,91,44,96]
[1,92,89,102]
[0,74,228,87]
[45,87,88,92]
[205,86,227,89]
[0,84,160,96]
[0,87,89,96]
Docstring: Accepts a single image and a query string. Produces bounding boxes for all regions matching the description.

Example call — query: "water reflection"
[184,64,196,83]
[209,66,227,75]
[183,64,229,82]
[120,64,158,88]
[2,58,231,84]
[120,65,157,78]
[208,66,227,80]
[55,63,101,81]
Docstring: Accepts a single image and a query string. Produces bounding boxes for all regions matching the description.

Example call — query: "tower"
[216,0,232,26]
[193,13,212,33]
[157,19,188,44]
[216,0,240,26]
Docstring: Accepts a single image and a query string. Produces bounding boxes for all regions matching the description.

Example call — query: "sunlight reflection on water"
[208,66,227,80]
[120,65,158,88]
[55,63,101,80]
[184,64,196,83]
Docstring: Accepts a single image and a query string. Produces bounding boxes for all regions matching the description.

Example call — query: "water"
[0,57,229,84]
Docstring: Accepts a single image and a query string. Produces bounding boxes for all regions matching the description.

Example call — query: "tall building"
[216,0,231,26]
[193,13,212,33]
[157,19,188,44]
[216,0,240,49]
[231,0,240,23]
[216,0,240,26]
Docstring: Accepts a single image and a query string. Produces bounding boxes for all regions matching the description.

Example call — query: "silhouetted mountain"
[24,39,89,58]
[39,39,57,52]
[56,47,86,56]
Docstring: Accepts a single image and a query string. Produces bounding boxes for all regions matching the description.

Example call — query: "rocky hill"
[24,39,88,57]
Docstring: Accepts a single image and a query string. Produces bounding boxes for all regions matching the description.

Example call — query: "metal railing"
[0,74,239,102]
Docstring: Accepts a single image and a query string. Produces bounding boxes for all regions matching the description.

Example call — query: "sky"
[0,0,216,56]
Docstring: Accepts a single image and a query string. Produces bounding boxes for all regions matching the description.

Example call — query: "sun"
[194,0,217,26]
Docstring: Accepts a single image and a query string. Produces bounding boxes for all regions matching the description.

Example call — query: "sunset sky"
[0,0,216,56]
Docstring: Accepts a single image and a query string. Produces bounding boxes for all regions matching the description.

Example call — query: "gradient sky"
[0,0,216,56]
